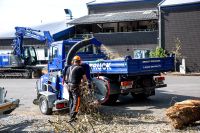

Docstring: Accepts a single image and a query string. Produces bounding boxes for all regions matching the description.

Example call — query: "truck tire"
[93,76,119,105]
[39,95,52,115]
[131,77,154,99]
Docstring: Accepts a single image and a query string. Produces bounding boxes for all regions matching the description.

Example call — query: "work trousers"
[68,84,81,119]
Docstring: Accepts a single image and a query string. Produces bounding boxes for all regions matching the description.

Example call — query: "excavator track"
[0,68,32,79]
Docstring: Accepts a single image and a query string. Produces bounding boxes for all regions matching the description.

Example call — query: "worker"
[62,55,88,122]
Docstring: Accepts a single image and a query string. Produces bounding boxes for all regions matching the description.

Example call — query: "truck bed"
[86,57,174,76]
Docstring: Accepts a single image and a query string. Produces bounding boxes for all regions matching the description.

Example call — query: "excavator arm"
[12,26,53,58]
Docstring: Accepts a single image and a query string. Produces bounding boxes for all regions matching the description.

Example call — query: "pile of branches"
[166,99,200,129]
[42,82,104,133]
[79,82,100,114]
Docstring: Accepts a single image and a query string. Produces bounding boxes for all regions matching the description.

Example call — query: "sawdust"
[101,44,123,59]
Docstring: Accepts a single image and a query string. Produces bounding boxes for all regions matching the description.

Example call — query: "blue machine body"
[39,35,174,100]
[33,25,175,112]
[0,54,10,67]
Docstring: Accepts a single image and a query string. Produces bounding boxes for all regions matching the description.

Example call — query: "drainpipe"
[158,6,162,48]
[158,0,165,48]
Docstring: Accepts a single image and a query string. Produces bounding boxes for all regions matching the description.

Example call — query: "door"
[24,46,37,65]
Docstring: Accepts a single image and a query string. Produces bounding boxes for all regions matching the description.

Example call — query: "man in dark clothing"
[62,55,87,122]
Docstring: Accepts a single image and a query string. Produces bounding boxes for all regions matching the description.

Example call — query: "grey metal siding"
[161,8,200,72]
[88,0,161,14]
[0,38,45,50]
[94,31,158,57]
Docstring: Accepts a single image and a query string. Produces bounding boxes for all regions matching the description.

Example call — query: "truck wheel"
[39,95,52,115]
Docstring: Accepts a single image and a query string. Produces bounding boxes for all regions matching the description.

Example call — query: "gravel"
[0,77,200,132]
[0,108,200,132]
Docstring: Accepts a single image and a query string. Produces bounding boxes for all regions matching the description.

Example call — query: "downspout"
[158,6,162,48]
[158,0,165,48]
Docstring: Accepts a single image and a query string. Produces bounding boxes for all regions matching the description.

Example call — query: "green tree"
[150,46,166,58]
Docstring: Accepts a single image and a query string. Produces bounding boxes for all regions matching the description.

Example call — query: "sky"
[0,0,92,37]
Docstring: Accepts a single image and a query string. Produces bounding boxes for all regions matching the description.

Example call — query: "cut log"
[166,99,200,129]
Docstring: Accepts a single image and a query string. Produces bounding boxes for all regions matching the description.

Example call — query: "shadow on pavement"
[94,90,200,126]
[116,89,200,108]
[98,89,199,117]
[0,118,38,132]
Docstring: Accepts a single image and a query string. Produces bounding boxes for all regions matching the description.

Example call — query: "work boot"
[68,117,77,123]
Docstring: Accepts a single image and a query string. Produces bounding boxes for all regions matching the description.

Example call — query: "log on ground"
[166,99,200,129]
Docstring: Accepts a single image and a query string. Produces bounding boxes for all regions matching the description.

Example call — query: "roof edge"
[87,0,157,6]
[160,1,200,7]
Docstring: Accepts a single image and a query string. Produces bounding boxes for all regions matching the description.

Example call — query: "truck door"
[48,43,64,71]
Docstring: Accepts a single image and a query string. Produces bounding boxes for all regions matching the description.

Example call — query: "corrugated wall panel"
[161,7,200,72]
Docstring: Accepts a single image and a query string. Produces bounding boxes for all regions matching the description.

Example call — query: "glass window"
[49,46,59,61]
[77,44,93,53]
[44,48,48,57]
[29,47,36,57]
[133,49,150,59]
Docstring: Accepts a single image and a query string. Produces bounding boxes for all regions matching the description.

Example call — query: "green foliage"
[150,47,166,58]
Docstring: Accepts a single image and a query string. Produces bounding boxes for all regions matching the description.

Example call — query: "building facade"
[160,0,200,72]
[68,0,162,58]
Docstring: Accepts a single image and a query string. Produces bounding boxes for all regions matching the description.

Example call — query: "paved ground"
[0,76,200,132]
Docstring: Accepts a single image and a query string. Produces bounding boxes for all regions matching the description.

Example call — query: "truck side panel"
[86,57,174,75]
[127,57,174,75]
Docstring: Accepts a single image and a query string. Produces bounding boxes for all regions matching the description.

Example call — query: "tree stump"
[166,99,200,129]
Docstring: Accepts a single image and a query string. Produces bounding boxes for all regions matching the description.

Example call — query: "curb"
[165,72,200,76]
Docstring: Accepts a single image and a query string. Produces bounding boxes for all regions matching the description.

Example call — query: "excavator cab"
[23,46,37,65]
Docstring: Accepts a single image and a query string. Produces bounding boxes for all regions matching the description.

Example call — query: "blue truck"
[34,37,174,115]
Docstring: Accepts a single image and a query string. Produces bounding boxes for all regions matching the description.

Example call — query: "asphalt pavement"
[0,76,199,132]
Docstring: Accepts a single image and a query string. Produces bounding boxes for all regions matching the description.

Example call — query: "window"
[133,49,150,59]
[77,44,93,53]
[77,44,101,54]
[49,46,59,61]
[29,47,36,57]
[44,48,48,58]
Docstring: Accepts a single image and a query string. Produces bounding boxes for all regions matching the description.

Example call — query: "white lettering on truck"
[89,63,111,71]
